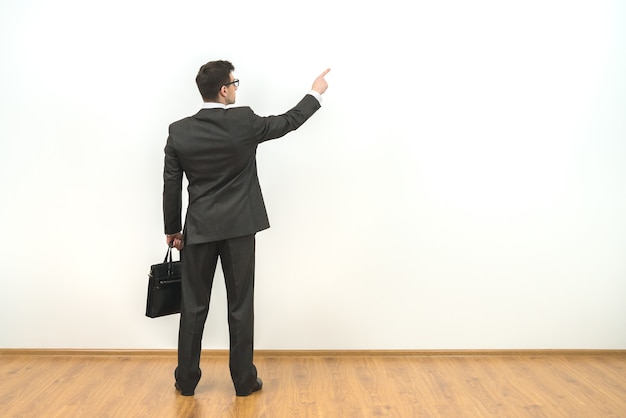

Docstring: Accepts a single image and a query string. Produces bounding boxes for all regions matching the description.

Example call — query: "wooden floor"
[1,350,625,417]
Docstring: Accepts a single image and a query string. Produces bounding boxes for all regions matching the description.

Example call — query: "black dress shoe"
[175,382,194,396]
[236,378,263,396]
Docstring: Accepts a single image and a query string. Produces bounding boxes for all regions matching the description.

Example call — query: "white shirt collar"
[201,102,227,109]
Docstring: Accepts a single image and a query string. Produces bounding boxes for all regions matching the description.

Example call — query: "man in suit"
[163,60,330,396]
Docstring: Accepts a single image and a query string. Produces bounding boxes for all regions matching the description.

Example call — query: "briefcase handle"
[165,242,179,275]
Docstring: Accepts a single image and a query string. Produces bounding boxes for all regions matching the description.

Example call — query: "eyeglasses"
[224,79,239,88]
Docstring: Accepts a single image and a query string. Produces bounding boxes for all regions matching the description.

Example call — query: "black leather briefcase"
[146,244,181,318]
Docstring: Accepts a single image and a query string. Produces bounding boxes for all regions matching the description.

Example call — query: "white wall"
[1,0,624,350]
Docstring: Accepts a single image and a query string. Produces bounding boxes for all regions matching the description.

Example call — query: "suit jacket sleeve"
[163,134,183,234]
[251,94,321,144]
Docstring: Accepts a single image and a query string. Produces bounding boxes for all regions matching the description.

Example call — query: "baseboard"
[1,349,625,357]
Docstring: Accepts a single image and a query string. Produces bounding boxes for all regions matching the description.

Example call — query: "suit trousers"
[175,234,258,394]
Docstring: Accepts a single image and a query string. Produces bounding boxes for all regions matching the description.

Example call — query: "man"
[162,60,329,397]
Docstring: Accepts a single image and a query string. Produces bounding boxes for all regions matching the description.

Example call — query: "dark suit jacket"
[163,94,321,245]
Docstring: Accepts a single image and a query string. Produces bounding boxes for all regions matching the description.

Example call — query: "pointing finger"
[318,68,331,79]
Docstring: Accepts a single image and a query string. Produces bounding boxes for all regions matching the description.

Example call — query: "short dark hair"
[195,60,235,101]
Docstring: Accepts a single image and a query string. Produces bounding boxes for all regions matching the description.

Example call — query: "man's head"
[196,60,238,104]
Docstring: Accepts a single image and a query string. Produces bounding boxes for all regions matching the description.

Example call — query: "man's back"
[163,96,321,245]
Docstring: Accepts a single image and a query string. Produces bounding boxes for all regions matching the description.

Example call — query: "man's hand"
[166,232,184,251]
[311,68,330,95]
